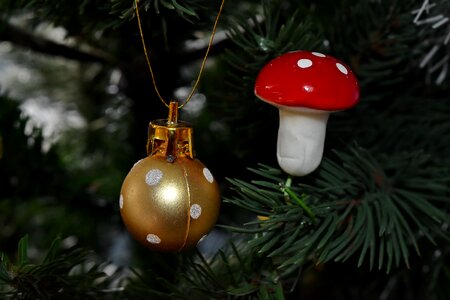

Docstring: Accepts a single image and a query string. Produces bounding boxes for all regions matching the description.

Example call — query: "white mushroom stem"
[277,108,330,176]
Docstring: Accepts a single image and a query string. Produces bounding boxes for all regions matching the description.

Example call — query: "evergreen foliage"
[0,0,449,299]
[0,236,119,299]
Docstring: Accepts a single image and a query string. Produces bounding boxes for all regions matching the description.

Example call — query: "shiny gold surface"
[122,104,220,251]
[120,155,220,251]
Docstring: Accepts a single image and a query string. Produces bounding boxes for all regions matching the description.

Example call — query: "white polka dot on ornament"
[190,204,202,219]
[146,234,161,244]
[203,168,214,183]
[145,169,163,186]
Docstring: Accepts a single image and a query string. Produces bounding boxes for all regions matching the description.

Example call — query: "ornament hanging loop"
[147,101,194,162]
[167,101,179,124]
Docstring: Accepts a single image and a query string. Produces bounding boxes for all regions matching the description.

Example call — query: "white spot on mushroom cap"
[336,63,348,75]
[145,169,163,186]
[190,204,202,219]
[146,234,161,244]
[203,168,214,183]
[297,59,313,68]
[119,194,123,209]
[312,52,326,57]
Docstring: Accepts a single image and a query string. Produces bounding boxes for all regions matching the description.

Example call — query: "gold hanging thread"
[134,0,225,109]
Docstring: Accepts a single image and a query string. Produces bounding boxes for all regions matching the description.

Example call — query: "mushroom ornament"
[254,50,360,176]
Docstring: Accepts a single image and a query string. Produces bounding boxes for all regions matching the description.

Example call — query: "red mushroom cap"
[254,50,360,111]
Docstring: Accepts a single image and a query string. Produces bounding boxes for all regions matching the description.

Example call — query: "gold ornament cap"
[147,101,194,162]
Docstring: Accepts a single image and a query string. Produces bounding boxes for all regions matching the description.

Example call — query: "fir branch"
[0,19,114,63]
[325,0,426,103]
[281,185,316,222]
[110,0,204,22]
[224,1,322,97]
[225,145,449,276]
[123,240,286,299]
[0,236,122,299]
[412,0,450,85]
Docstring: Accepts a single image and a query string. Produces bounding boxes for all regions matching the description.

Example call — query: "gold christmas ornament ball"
[120,155,220,251]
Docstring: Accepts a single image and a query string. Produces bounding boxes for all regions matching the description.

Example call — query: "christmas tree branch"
[281,184,316,223]
[0,19,114,64]
[0,236,122,299]
[224,145,449,276]
[123,240,287,299]
[224,2,322,97]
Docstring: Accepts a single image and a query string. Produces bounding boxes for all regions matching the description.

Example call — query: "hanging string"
[134,0,225,109]
[134,0,166,106]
